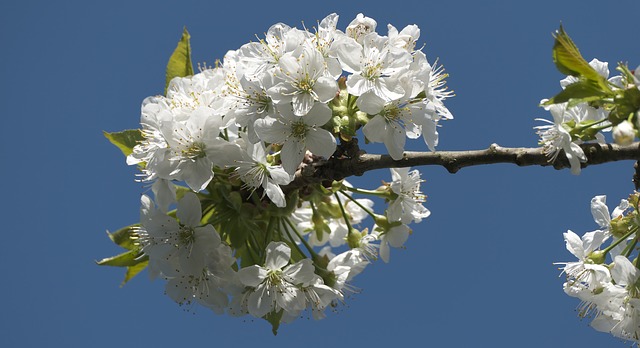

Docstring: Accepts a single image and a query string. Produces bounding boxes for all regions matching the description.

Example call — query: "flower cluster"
[535,27,640,175]
[535,59,626,175]
[555,193,640,343]
[100,13,449,333]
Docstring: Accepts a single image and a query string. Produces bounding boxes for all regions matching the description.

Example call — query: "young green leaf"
[165,27,194,95]
[103,129,144,157]
[96,249,147,267]
[121,260,149,287]
[106,225,141,250]
[543,80,607,106]
[610,88,640,124]
[265,309,284,335]
[552,25,610,92]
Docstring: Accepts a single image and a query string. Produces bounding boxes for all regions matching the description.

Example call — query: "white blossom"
[254,103,336,175]
[233,141,293,207]
[535,102,587,175]
[555,230,611,290]
[387,168,430,224]
[268,44,338,116]
[237,242,315,318]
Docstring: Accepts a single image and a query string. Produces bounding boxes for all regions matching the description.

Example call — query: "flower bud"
[587,250,606,264]
[610,215,631,239]
[347,228,363,248]
[613,120,636,145]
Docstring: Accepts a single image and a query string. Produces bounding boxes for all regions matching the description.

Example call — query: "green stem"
[246,230,262,264]
[283,217,321,262]
[334,192,354,237]
[339,190,377,219]
[603,226,638,255]
[591,124,613,132]
[622,236,638,259]
[574,118,609,131]
[265,216,277,246]
[344,185,389,198]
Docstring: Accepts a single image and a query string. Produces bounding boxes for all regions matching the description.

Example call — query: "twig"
[283,142,640,193]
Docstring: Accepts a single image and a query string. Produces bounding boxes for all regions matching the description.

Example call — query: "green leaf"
[544,80,607,106]
[96,249,147,267]
[106,225,140,250]
[552,25,609,92]
[121,260,148,287]
[265,309,284,335]
[103,129,144,157]
[165,27,194,95]
[610,88,640,124]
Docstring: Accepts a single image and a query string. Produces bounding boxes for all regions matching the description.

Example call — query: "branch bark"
[284,141,640,192]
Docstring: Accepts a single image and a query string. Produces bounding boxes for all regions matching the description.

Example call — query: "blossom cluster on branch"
[538,26,640,345]
[99,13,640,342]
[555,194,640,342]
[535,26,640,175]
[99,13,451,333]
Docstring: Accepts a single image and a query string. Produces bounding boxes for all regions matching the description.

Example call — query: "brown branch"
[284,141,640,192]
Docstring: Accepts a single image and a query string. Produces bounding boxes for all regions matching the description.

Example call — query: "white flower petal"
[362,115,387,143]
[563,230,585,260]
[265,242,291,270]
[238,265,268,287]
[281,139,306,175]
[176,192,202,227]
[265,181,286,207]
[612,255,639,286]
[283,259,315,286]
[305,129,337,159]
[248,283,275,318]
[254,117,288,144]
[313,77,339,103]
[303,103,332,127]
[356,91,385,115]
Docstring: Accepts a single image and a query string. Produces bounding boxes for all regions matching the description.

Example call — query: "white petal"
[385,224,410,248]
[269,166,294,185]
[612,199,629,219]
[563,230,585,260]
[305,129,337,159]
[265,181,286,208]
[375,77,404,101]
[292,93,315,116]
[266,82,293,105]
[303,103,332,126]
[181,159,214,192]
[151,179,176,213]
[278,54,300,76]
[356,91,385,115]
[383,121,406,160]
[419,116,438,152]
[275,284,305,314]
[612,255,639,286]
[254,117,288,144]
[380,241,390,263]
[346,74,370,96]
[283,258,315,286]
[334,36,363,74]
[313,77,339,103]
[265,242,291,270]
[581,229,607,255]
[165,278,191,304]
[362,115,387,143]
[281,139,306,175]
[177,192,202,227]
[237,265,268,287]
[248,283,275,318]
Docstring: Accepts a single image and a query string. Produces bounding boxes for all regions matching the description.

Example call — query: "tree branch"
[284,141,640,192]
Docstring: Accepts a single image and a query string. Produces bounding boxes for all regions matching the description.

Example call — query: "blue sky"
[2,1,640,347]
